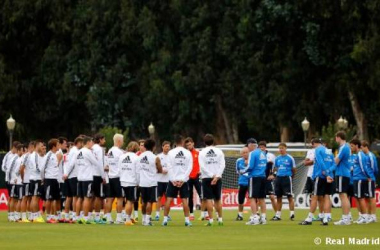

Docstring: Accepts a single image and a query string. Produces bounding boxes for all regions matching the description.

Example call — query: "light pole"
[6,115,16,150]
[148,122,155,139]
[337,116,345,130]
[301,117,310,148]
[343,118,348,129]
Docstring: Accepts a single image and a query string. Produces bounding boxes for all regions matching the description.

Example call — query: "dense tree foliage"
[0,0,379,149]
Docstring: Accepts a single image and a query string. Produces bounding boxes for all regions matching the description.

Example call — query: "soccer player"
[136,139,163,226]
[63,136,83,222]
[133,139,146,221]
[155,141,170,221]
[162,135,193,227]
[8,144,24,222]
[199,134,226,226]
[235,147,249,221]
[41,139,62,223]
[350,139,370,224]
[299,138,335,226]
[246,138,257,152]
[92,133,107,223]
[258,141,277,217]
[104,134,125,224]
[333,131,352,226]
[361,140,378,223]
[272,143,296,221]
[56,137,67,222]
[118,141,140,226]
[19,141,36,222]
[245,140,268,225]
[75,136,103,224]
[28,140,45,222]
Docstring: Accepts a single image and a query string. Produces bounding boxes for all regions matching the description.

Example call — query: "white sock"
[319,213,324,218]
[156,211,160,217]
[125,214,131,222]
[276,211,281,218]
[22,213,27,220]
[95,212,100,221]
[163,216,168,223]
[185,217,190,223]
[146,215,151,224]
[142,214,146,223]
[134,211,138,218]
[238,212,243,217]
[190,213,194,217]
[305,212,313,222]
[202,211,208,217]
[372,214,377,220]
[290,211,294,216]
[106,213,112,221]
[218,217,223,222]
[27,212,31,219]
[116,213,122,221]
[209,218,213,223]
[261,213,266,220]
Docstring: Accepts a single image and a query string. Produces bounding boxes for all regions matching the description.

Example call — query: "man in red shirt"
[185,137,207,221]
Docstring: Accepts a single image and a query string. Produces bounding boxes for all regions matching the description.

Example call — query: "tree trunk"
[280,125,290,142]
[348,90,368,140]
[215,96,239,144]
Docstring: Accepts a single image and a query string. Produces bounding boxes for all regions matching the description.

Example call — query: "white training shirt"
[9,156,23,185]
[76,147,103,181]
[107,146,124,179]
[267,152,276,163]
[156,153,170,183]
[167,146,193,182]
[42,151,60,180]
[56,149,64,183]
[92,144,105,177]
[2,151,14,182]
[64,146,80,179]
[306,149,315,177]
[119,152,139,187]
[199,146,226,179]
[137,151,158,187]
[21,153,32,184]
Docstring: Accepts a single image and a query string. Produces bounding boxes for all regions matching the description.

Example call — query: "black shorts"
[9,185,23,200]
[249,177,266,199]
[188,177,202,199]
[313,177,333,196]
[66,178,78,197]
[347,184,354,198]
[30,180,43,197]
[107,178,123,198]
[238,185,249,205]
[304,177,314,194]
[157,182,168,197]
[93,176,104,198]
[368,180,376,198]
[23,183,32,197]
[77,181,93,198]
[353,180,374,199]
[6,182,11,194]
[275,176,293,197]
[201,178,222,200]
[122,186,139,202]
[335,176,350,194]
[265,179,275,195]
[44,179,60,201]
[166,182,190,198]
[140,186,158,203]
[59,182,66,199]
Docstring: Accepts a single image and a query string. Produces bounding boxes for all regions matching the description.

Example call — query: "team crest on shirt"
[259,153,266,160]
[140,156,149,164]
[206,149,217,157]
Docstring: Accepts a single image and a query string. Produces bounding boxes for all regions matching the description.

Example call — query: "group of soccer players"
[1,133,226,226]
[1,130,378,227]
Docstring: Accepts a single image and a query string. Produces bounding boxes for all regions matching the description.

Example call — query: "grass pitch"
[0,209,379,250]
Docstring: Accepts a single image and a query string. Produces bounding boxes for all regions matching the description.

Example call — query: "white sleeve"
[184,152,193,180]
[291,156,297,168]
[88,150,104,178]
[1,153,9,172]
[216,150,226,178]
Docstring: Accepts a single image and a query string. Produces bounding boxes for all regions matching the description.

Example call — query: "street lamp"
[6,115,16,150]
[337,116,345,130]
[148,122,155,139]
[343,118,348,129]
[301,117,310,148]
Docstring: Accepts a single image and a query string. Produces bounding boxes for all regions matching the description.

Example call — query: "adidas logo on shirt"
[122,156,132,163]
[175,151,185,159]
[206,149,217,157]
[140,156,149,164]
[108,151,114,158]
[77,152,84,159]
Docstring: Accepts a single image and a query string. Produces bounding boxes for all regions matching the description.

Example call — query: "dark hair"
[361,140,370,148]
[162,141,170,147]
[350,139,361,147]
[16,144,24,151]
[184,137,194,144]
[93,133,105,143]
[311,137,321,144]
[83,136,93,145]
[144,139,155,151]
[258,141,267,147]
[12,141,21,148]
[48,139,59,150]
[74,137,84,145]
[174,135,184,145]
[335,131,346,140]
[29,141,36,147]
[204,134,214,146]
[58,137,68,144]
[279,142,287,148]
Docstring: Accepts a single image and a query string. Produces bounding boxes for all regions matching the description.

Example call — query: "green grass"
[0,209,380,249]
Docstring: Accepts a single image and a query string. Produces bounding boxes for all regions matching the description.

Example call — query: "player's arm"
[155,156,163,174]
[1,153,9,173]
[335,146,347,165]
[358,152,371,181]
[291,156,297,177]
[89,150,105,179]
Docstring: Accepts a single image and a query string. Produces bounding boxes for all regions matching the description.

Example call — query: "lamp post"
[6,115,16,150]
[301,117,310,148]
[343,118,348,129]
[148,122,155,139]
[337,116,345,130]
